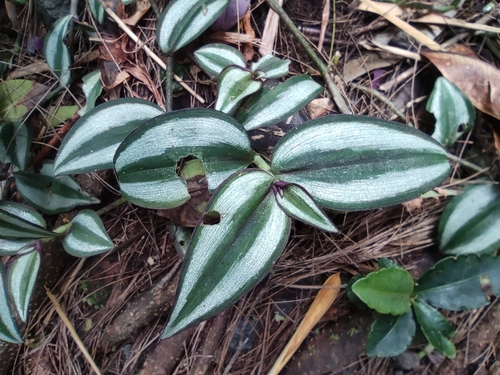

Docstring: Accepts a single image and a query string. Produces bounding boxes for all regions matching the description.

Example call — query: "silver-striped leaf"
[0,262,22,343]
[43,15,72,87]
[193,43,246,78]
[215,66,262,115]
[250,54,290,79]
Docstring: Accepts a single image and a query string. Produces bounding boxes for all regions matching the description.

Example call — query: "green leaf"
[0,121,30,170]
[0,262,22,344]
[346,274,369,309]
[271,115,450,211]
[0,80,31,120]
[43,15,72,87]
[366,310,415,357]
[78,70,103,116]
[428,77,475,147]
[88,0,105,23]
[236,75,323,131]
[46,105,79,127]
[7,251,40,322]
[54,98,164,175]
[0,209,55,241]
[272,182,337,232]
[412,298,456,358]
[162,169,291,338]
[378,258,402,269]
[352,268,414,315]
[114,108,253,209]
[156,0,230,54]
[438,184,500,255]
[14,162,100,215]
[63,210,114,257]
[414,255,500,311]
[215,66,262,115]
[250,54,290,79]
[193,43,246,78]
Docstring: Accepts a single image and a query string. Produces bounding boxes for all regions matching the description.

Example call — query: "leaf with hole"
[54,98,164,175]
[193,43,246,78]
[271,115,450,211]
[215,66,262,115]
[43,15,72,87]
[236,75,323,130]
[428,77,475,147]
[414,254,500,310]
[352,268,413,315]
[250,54,290,79]
[156,0,230,54]
[63,210,114,257]
[412,298,456,358]
[8,251,40,322]
[114,108,253,209]
[162,169,291,338]
[272,183,337,232]
[0,121,30,170]
[438,184,500,255]
[0,262,22,344]
[78,70,103,116]
[14,162,100,215]
[366,310,415,357]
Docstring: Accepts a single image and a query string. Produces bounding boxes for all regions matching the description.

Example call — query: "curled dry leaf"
[422,50,500,120]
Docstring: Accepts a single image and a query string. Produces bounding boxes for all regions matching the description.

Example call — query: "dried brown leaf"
[122,0,151,26]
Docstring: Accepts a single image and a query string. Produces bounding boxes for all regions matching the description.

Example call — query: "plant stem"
[96,196,127,216]
[446,153,488,174]
[165,54,174,112]
[253,154,271,171]
[265,0,351,114]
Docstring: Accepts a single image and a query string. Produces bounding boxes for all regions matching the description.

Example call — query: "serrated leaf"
[236,75,323,131]
[271,115,451,211]
[0,263,22,344]
[193,43,246,78]
[43,15,72,87]
[114,108,253,209]
[428,77,475,147]
[0,201,47,255]
[0,121,30,170]
[78,70,103,116]
[414,255,500,310]
[54,98,164,175]
[63,210,114,257]
[7,251,40,322]
[352,268,413,315]
[438,184,500,255]
[14,162,100,215]
[215,66,262,115]
[366,310,415,357]
[273,182,337,232]
[88,0,105,23]
[250,54,290,79]
[162,169,291,338]
[156,0,230,54]
[412,298,456,358]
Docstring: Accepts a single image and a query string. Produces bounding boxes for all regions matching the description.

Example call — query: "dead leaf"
[402,198,423,212]
[122,0,151,26]
[422,50,500,120]
[259,0,283,56]
[307,98,334,119]
[342,51,401,82]
[241,9,255,61]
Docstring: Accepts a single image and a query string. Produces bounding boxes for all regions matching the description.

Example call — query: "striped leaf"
[0,263,22,344]
[54,98,163,175]
[250,54,290,79]
[271,115,450,211]
[114,109,253,209]
[43,15,72,87]
[215,66,262,115]
[193,43,246,78]
[162,169,291,338]
[8,251,40,322]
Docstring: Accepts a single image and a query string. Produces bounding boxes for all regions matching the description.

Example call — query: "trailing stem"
[165,54,174,112]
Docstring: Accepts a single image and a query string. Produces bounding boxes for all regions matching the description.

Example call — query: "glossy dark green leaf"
[156,0,230,54]
[412,298,456,358]
[54,98,163,175]
[236,75,323,130]
[78,70,103,116]
[0,121,30,170]
[215,66,262,115]
[63,210,114,257]
[0,262,22,344]
[414,255,500,311]
[7,251,40,322]
[43,15,72,87]
[366,310,415,357]
[273,182,337,232]
[438,184,500,255]
[88,0,105,23]
[15,162,99,215]
[250,54,290,79]
[114,108,253,209]
[271,115,450,211]
[193,43,246,78]
[428,77,475,147]
[352,268,414,315]
[162,169,291,338]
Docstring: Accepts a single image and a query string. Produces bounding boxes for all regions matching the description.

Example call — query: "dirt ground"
[1,0,500,374]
